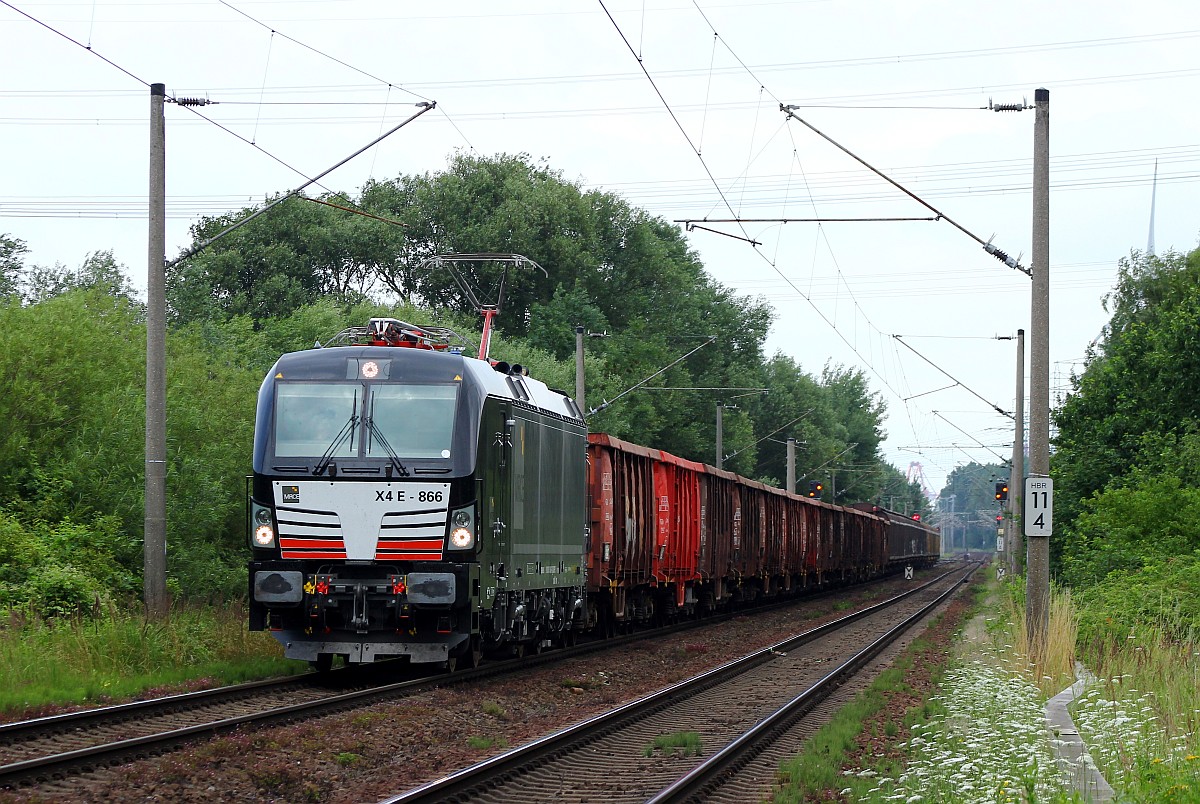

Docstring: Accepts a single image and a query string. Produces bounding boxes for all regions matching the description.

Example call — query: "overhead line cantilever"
[780,104,1031,277]
[169,102,435,268]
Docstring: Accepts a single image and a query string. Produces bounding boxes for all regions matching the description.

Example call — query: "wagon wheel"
[466,636,484,668]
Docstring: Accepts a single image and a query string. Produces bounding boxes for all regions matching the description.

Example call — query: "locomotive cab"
[247,319,588,669]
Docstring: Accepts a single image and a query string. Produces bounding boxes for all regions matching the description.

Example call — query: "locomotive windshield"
[365,385,457,459]
[273,382,458,460]
[275,383,359,458]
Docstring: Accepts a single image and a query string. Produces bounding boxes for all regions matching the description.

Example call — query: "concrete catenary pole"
[1027,88,1051,658]
[715,404,724,470]
[786,437,796,494]
[1009,328,1025,577]
[144,83,168,619]
[575,325,585,411]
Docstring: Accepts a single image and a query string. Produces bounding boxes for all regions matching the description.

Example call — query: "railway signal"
[994,481,1009,501]
[808,480,823,498]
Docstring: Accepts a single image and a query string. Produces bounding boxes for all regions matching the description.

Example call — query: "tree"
[1053,245,1200,529]
[168,194,378,323]
[12,249,139,307]
[0,233,27,299]
[819,365,887,502]
[875,464,930,519]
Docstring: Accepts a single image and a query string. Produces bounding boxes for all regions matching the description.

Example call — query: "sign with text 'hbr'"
[1024,476,1053,538]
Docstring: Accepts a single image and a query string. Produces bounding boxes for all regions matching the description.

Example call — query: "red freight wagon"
[651,450,704,607]
[697,470,740,611]
[587,434,937,632]
[587,434,704,627]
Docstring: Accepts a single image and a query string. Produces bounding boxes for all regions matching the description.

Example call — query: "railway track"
[0,570,931,792]
[381,563,976,804]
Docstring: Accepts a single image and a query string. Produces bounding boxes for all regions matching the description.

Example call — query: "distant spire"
[1147,159,1158,256]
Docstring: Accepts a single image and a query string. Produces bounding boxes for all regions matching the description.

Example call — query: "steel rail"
[379,565,965,804]
[1,569,932,789]
[647,563,978,803]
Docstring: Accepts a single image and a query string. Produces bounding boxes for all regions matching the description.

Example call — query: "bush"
[0,512,44,579]
[24,562,105,619]
[1061,476,1200,587]
[0,513,131,617]
[1074,554,1200,647]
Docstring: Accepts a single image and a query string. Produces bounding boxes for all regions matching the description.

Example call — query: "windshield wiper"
[364,415,410,477]
[362,396,410,480]
[313,390,358,476]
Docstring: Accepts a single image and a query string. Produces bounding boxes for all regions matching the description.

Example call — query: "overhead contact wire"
[218,0,477,155]
[596,0,754,246]
[169,101,436,268]
[894,335,1012,418]
[1,0,149,87]
[218,0,431,103]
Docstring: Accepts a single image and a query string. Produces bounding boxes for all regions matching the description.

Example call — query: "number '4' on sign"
[1023,477,1053,538]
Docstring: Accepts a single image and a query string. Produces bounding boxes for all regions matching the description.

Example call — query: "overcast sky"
[3,0,1198,498]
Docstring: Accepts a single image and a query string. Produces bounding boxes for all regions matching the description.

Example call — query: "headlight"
[254,524,276,547]
[447,506,475,550]
[251,501,276,548]
[450,527,474,549]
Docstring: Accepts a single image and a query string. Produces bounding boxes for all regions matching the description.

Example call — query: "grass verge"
[1069,606,1200,800]
[0,600,298,718]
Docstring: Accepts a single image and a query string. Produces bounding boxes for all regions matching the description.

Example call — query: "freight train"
[247,317,939,671]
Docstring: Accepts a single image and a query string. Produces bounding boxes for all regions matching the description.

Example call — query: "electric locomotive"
[248,318,588,670]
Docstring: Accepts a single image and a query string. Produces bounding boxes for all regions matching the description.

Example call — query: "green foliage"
[1073,555,1200,647]
[1053,246,1200,530]
[0,513,138,614]
[466,735,507,750]
[0,232,27,298]
[1061,476,1200,587]
[0,511,45,575]
[22,563,103,619]
[168,194,374,323]
[0,287,267,611]
[0,602,297,715]
[643,731,702,757]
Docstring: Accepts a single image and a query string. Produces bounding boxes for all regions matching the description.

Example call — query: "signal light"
[996,514,1003,522]
[995,482,1009,501]
[808,480,816,497]
[911,513,921,521]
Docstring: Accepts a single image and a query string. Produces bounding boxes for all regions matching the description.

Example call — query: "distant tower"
[1147,159,1158,256]
[906,461,936,502]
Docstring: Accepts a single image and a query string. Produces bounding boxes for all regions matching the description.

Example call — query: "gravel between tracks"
[0,571,953,803]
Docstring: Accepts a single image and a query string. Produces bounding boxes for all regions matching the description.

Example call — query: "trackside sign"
[1024,476,1053,538]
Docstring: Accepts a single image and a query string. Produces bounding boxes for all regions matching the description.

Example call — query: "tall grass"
[0,600,298,715]
[1070,611,1200,800]
[995,580,1078,697]
[775,570,1086,803]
